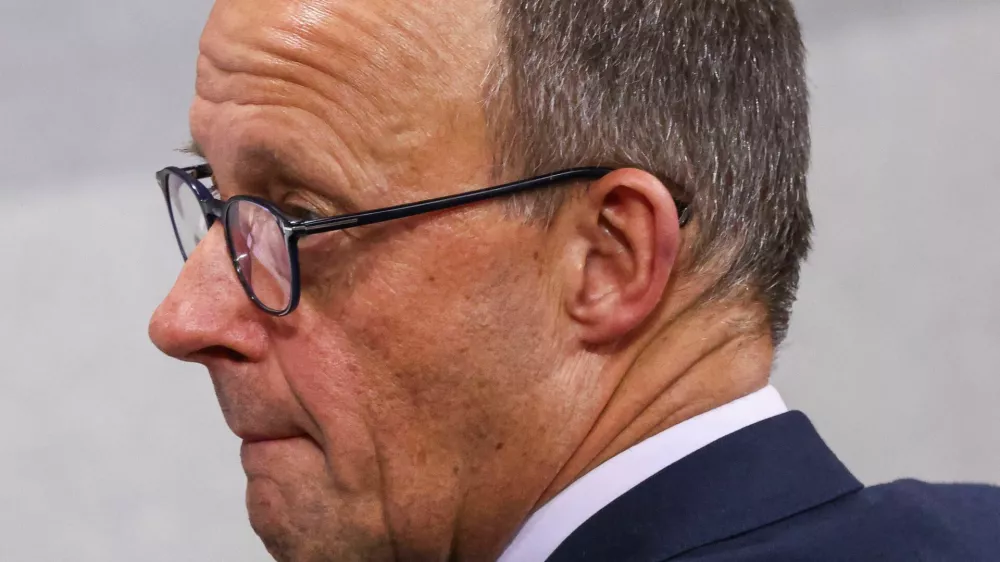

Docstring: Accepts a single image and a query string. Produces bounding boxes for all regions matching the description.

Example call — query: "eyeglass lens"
[166,172,210,260]
[224,200,294,312]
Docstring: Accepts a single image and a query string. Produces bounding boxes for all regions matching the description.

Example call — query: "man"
[148,0,1000,560]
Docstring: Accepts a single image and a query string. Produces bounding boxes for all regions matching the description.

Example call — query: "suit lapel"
[547,412,863,562]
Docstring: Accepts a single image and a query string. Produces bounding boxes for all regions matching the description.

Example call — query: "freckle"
[428,275,437,283]
[453,465,460,475]
[495,442,505,451]
[533,252,540,261]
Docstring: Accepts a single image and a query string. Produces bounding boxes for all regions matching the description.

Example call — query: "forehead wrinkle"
[197,23,382,133]
[198,4,462,189]
[189,71,374,198]
[195,50,377,145]
[277,1,493,163]
[196,28,390,199]
[201,1,482,125]
[197,0,496,202]
[292,2,498,193]
[190,93,379,205]
[288,1,484,96]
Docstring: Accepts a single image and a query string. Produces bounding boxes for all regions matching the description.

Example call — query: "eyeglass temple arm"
[294,168,605,234]
[176,163,689,231]
[292,168,690,235]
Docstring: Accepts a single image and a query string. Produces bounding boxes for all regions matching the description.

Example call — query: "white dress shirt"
[497,385,788,562]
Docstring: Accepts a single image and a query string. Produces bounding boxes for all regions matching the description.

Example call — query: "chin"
[242,442,394,562]
[244,471,307,561]
[246,477,377,562]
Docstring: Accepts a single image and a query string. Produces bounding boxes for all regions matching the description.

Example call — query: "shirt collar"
[498,385,789,562]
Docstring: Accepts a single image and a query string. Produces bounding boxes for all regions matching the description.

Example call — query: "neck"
[534,301,774,508]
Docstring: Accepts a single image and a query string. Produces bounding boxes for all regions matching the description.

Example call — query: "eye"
[201,168,325,221]
[281,203,325,223]
[204,173,222,200]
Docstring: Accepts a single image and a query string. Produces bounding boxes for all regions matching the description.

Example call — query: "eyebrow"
[182,138,360,214]
[179,137,304,192]
[180,138,206,159]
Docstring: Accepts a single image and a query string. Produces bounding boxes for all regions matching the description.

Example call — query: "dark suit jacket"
[548,412,1000,561]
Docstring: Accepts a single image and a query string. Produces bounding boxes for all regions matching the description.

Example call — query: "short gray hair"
[486,0,813,343]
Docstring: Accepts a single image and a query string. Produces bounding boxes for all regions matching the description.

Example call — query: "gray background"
[1,1,998,560]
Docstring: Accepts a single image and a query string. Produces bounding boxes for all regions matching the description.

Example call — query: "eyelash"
[283,204,324,222]
[209,174,323,222]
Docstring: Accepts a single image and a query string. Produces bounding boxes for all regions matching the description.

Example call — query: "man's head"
[148,0,810,560]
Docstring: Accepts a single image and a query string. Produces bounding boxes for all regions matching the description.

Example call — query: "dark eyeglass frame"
[156,164,691,317]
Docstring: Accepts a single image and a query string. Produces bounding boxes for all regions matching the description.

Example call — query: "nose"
[149,223,268,363]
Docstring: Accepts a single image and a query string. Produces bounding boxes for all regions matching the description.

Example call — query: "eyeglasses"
[156,164,691,316]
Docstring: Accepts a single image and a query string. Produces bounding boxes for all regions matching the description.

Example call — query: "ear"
[562,168,682,345]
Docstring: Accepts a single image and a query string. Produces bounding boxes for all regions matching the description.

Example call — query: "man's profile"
[148,0,1000,560]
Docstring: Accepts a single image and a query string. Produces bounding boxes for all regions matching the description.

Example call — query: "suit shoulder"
[677,480,1000,561]
[867,478,1000,503]
[847,479,1000,558]
[860,479,1000,531]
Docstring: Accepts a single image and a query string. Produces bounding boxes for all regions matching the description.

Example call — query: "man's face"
[148,0,600,560]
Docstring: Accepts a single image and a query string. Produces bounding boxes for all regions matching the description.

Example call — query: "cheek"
[268,222,590,554]
[280,215,568,464]
[338,226,556,438]
[272,321,387,494]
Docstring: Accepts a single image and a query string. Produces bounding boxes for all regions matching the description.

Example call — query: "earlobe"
[564,169,681,345]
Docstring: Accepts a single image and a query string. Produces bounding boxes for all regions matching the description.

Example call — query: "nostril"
[201,345,251,363]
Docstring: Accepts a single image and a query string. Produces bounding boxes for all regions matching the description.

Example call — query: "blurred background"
[1,0,998,560]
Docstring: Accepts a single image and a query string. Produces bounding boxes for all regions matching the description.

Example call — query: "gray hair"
[486,0,813,343]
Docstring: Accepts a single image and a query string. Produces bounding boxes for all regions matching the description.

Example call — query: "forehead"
[200,0,493,86]
[194,0,497,195]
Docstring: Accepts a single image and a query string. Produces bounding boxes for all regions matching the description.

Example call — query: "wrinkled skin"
[149,0,768,560]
